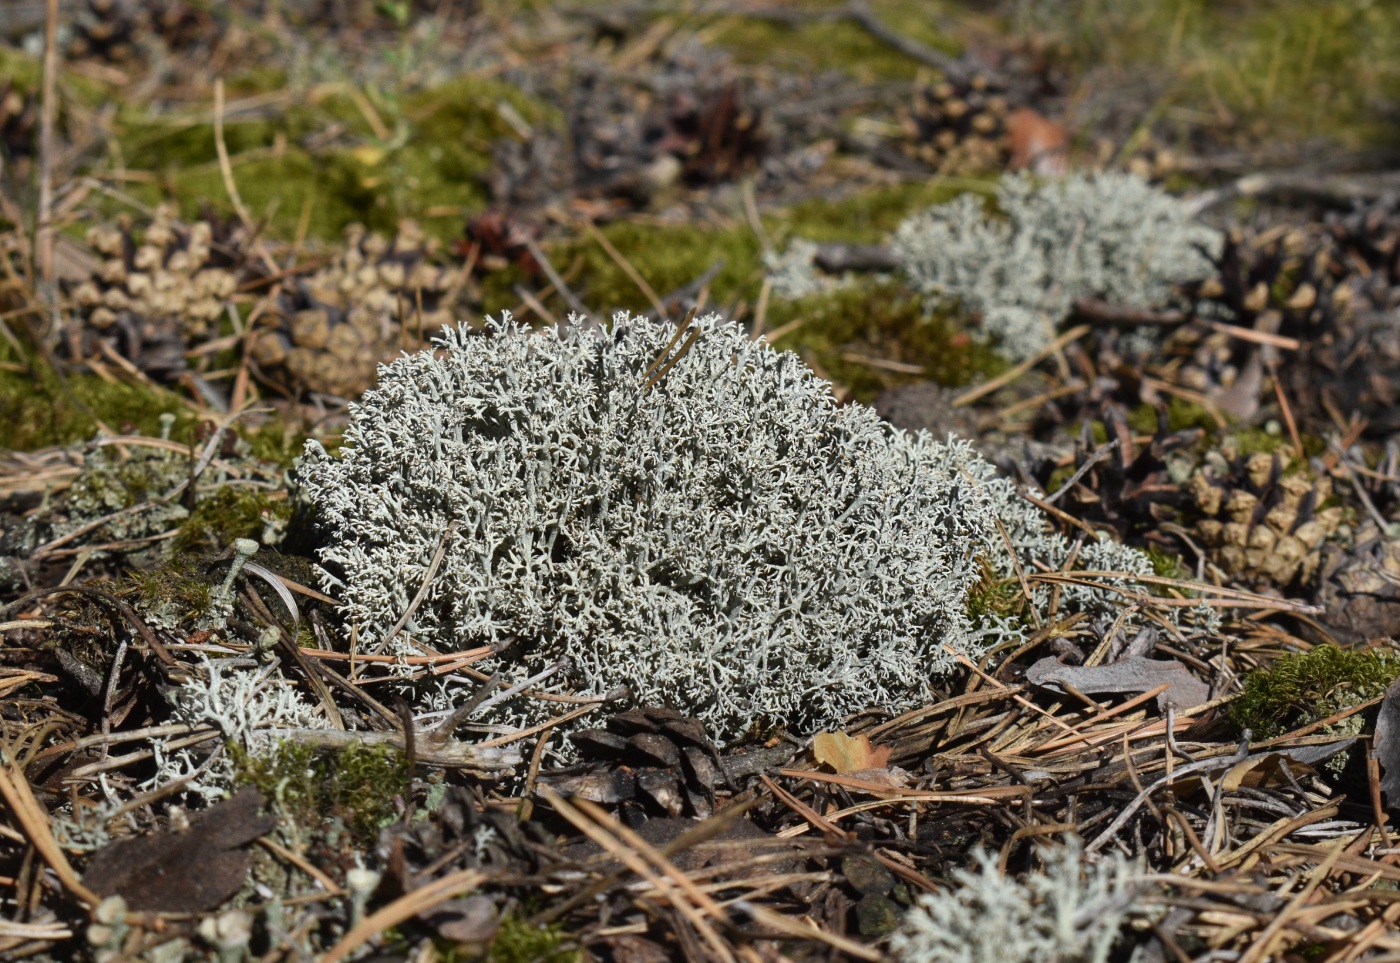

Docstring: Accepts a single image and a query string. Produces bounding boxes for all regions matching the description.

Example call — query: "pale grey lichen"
[301,312,1150,743]
[156,658,325,801]
[763,238,846,300]
[49,657,328,833]
[54,444,190,549]
[890,839,1150,963]
[892,172,1221,361]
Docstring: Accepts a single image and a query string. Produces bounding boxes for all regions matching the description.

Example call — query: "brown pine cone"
[537,706,729,821]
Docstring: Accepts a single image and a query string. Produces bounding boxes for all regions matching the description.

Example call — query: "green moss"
[129,147,381,241]
[1126,404,1159,436]
[433,912,577,962]
[1036,0,1400,149]
[965,556,1025,623]
[1087,397,1217,455]
[768,179,996,246]
[173,487,291,555]
[0,46,110,107]
[121,558,218,627]
[1230,643,1400,741]
[0,358,191,451]
[118,75,554,242]
[535,180,996,325]
[1224,425,1287,457]
[235,739,408,844]
[1124,398,1219,437]
[1163,397,1218,434]
[1225,425,1326,460]
[762,279,1006,403]
[556,220,763,317]
[241,417,309,469]
[1144,544,1188,581]
[708,1,962,81]
[0,47,42,92]
[119,115,298,174]
[486,916,578,963]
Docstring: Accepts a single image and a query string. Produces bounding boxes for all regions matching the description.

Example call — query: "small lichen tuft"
[890,839,1149,963]
[892,172,1220,361]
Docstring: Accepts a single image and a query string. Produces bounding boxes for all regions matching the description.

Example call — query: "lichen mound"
[893,172,1221,361]
[890,840,1146,963]
[302,313,1143,742]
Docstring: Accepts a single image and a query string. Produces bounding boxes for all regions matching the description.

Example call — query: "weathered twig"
[35,0,58,286]
[523,236,591,320]
[843,1,991,84]
[265,724,522,774]
[1072,297,1185,328]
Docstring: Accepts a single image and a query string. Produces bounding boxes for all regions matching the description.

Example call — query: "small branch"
[1072,297,1185,328]
[812,242,900,274]
[214,78,255,231]
[523,236,590,320]
[843,0,991,85]
[320,869,488,963]
[578,216,669,320]
[1045,439,1120,506]
[658,257,726,316]
[1235,169,1400,207]
[380,519,461,650]
[952,324,1092,408]
[266,725,522,773]
[35,0,59,285]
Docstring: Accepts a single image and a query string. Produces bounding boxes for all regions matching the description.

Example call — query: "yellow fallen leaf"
[812,730,893,775]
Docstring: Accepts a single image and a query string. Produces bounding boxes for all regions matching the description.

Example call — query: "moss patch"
[1230,643,1400,741]
[965,556,1026,624]
[768,178,996,246]
[241,417,310,469]
[121,558,218,629]
[555,219,762,317]
[236,738,408,844]
[763,279,1006,403]
[173,487,291,555]
[1223,424,1326,460]
[1034,0,1400,149]
[707,0,964,81]
[485,916,578,963]
[118,75,554,242]
[0,360,191,451]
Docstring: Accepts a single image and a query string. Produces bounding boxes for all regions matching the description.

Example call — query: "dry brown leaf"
[812,731,892,775]
[1221,752,1318,792]
[82,787,275,913]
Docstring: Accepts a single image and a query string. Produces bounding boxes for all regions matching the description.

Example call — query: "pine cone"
[251,221,464,398]
[66,0,142,63]
[65,208,246,380]
[0,82,38,160]
[1317,521,1400,643]
[902,74,1011,173]
[1188,450,1342,589]
[1186,207,1400,434]
[537,707,729,821]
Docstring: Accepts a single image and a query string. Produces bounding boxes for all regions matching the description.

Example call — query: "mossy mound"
[1231,643,1400,742]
